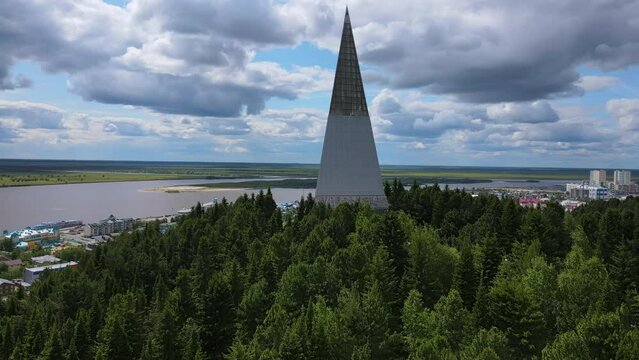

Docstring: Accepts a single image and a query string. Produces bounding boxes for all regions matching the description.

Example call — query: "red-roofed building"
[519,197,548,209]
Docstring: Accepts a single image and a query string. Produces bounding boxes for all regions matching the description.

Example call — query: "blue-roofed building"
[4,227,60,249]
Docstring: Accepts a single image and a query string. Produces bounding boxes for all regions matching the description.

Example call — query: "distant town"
[0,196,303,293]
[495,169,637,212]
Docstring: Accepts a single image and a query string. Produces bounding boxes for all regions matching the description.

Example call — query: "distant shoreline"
[0,158,598,188]
[143,186,247,193]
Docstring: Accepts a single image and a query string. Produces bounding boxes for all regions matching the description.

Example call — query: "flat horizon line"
[1,157,637,172]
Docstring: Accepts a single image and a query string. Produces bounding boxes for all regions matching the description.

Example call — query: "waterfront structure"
[22,261,77,285]
[276,201,299,211]
[614,170,632,186]
[85,215,134,237]
[4,228,59,249]
[315,8,388,210]
[177,208,192,215]
[589,170,607,186]
[33,220,82,230]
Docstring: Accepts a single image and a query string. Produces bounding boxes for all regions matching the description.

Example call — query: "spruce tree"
[598,208,623,263]
[487,280,547,358]
[453,240,479,309]
[198,272,236,359]
[479,232,501,286]
[361,281,392,359]
[541,331,590,360]
[377,211,409,279]
[366,246,400,319]
[610,237,639,299]
[38,327,64,360]
[499,199,520,255]
[616,329,639,360]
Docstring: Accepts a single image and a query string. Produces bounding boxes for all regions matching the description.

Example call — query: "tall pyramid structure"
[316,8,388,210]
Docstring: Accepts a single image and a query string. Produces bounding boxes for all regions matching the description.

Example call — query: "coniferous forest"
[2,182,639,359]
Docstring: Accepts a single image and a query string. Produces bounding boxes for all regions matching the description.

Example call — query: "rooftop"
[5,227,57,240]
[26,261,77,273]
[31,255,61,264]
[0,259,22,266]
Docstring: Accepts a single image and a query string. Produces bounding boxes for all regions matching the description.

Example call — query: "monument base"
[316,195,389,210]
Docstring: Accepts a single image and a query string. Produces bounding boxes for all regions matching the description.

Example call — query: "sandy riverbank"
[142,185,246,193]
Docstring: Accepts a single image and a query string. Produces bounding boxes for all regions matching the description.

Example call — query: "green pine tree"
[38,327,64,360]
[453,240,479,309]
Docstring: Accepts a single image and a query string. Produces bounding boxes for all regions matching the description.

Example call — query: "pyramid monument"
[315,8,389,210]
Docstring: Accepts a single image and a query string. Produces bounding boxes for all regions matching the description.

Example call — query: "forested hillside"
[2,182,639,359]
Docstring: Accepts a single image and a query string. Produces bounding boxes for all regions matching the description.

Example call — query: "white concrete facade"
[614,170,631,185]
[589,169,607,186]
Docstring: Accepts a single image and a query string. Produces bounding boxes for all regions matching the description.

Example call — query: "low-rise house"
[159,222,177,235]
[22,261,78,285]
[561,200,585,212]
[566,183,609,200]
[0,278,17,296]
[519,197,548,209]
[0,258,22,269]
[31,255,61,265]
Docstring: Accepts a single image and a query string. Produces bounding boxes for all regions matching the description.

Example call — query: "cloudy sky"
[1,0,639,168]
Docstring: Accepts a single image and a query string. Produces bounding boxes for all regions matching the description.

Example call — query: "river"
[0,178,570,231]
[0,178,314,231]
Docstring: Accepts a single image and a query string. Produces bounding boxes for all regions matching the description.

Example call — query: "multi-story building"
[614,183,639,194]
[590,170,607,186]
[85,215,135,237]
[614,170,632,186]
[589,186,608,200]
[569,187,589,200]
[566,183,588,200]
[566,183,608,200]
